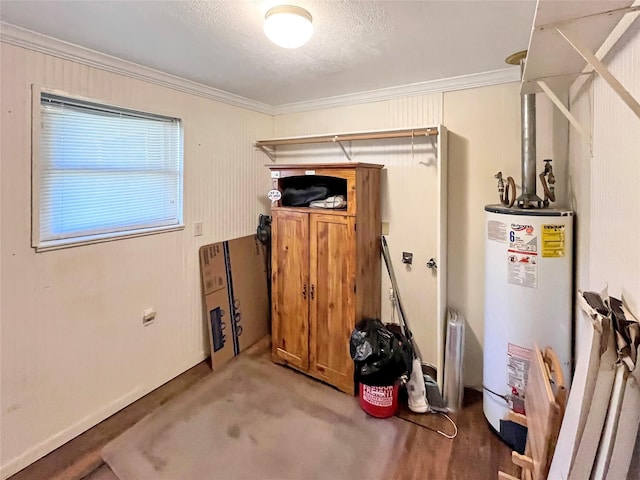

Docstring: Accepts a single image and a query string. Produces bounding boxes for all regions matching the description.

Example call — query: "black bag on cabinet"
[282,185,330,206]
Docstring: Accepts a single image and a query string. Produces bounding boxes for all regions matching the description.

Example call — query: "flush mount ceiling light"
[264,5,313,49]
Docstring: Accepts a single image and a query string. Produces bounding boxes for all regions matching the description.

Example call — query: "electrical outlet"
[194,221,203,236]
[402,252,413,265]
[143,308,156,326]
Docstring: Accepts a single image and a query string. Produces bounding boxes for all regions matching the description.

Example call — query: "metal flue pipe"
[516,91,543,208]
[521,93,537,197]
[506,50,543,208]
[516,93,543,208]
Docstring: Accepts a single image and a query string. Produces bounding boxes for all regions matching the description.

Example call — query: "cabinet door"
[271,210,309,370]
[308,214,356,391]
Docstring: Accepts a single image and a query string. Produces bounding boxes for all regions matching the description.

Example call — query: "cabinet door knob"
[302,284,307,299]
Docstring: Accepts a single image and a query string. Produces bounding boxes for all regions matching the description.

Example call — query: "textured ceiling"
[0,0,536,105]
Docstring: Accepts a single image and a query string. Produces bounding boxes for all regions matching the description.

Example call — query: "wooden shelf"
[270,206,348,216]
[266,162,383,170]
[255,126,441,161]
[521,0,635,94]
[255,126,438,148]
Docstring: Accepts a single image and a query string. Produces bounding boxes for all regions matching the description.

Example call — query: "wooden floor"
[10,347,518,480]
[393,391,520,479]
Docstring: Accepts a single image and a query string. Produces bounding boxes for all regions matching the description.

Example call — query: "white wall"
[443,84,566,388]
[273,95,443,370]
[567,19,640,474]
[274,84,562,388]
[569,19,640,342]
[0,35,576,479]
[0,43,272,478]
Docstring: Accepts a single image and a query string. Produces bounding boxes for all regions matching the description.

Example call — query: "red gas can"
[358,383,399,418]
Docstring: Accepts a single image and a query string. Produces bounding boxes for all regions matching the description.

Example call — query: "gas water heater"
[483,206,573,434]
[483,51,573,439]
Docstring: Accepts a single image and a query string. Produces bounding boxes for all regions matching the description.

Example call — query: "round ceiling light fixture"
[264,5,313,49]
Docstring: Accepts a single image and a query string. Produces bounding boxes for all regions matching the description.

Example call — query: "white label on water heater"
[507,224,538,288]
[507,343,532,393]
[508,250,538,288]
[487,220,507,243]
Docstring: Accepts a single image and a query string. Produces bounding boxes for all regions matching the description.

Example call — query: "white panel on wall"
[0,43,272,478]
[443,83,520,389]
[272,95,443,368]
[587,20,640,314]
[568,71,594,345]
[566,19,640,476]
[443,83,565,388]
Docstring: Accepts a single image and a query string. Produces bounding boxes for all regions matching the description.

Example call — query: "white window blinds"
[36,93,183,249]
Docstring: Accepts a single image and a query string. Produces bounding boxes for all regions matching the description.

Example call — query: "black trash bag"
[350,318,413,386]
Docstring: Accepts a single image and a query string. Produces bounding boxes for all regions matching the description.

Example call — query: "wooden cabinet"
[268,163,382,394]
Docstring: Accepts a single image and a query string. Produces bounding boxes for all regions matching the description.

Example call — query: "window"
[34,92,183,250]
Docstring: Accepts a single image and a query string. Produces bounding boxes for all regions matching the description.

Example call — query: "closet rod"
[255,127,438,148]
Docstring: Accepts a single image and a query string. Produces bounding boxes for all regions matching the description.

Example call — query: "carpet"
[102,350,407,480]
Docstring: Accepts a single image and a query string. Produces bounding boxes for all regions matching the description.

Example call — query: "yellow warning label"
[542,224,566,257]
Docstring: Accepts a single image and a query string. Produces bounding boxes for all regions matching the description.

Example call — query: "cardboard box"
[199,234,269,368]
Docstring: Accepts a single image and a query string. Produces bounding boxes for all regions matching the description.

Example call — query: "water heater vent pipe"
[506,50,544,209]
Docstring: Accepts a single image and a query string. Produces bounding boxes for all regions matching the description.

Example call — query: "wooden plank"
[512,452,534,471]
[355,166,382,323]
[271,210,310,370]
[308,213,356,394]
[498,472,520,480]
[544,346,568,414]
[524,345,564,480]
[507,411,528,428]
[270,206,349,217]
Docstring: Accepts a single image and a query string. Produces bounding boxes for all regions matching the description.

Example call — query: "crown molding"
[273,68,521,115]
[1,22,521,117]
[0,22,275,115]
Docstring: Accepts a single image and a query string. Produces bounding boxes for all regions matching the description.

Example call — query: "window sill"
[34,224,186,252]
